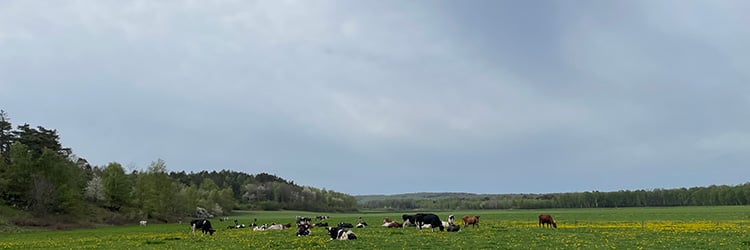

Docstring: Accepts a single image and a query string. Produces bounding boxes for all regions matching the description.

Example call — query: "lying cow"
[227,220,246,229]
[539,214,557,228]
[356,217,368,228]
[382,221,402,228]
[384,217,393,223]
[439,214,455,228]
[446,224,461,232]
[253,224,268,231]
[296,224,311,236]
[416,213,444,232]
[462,215,480,228]
[338,222,354,228]
[296,216,312,226]
[327,227,357,240]
[190,219,216,235]
[267,223,289,230]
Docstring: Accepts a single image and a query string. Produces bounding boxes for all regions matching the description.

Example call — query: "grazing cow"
[402,214,417,227]
[296,224,311,236]
[538,214,557,228]
[139,220,147,226]
[190,219,216,235]
[415,213,444,232]
[462,215,480,228]
[338,222,354,228]
[327,227,357,240]
[446,224,461,232]
[383,221,402,228]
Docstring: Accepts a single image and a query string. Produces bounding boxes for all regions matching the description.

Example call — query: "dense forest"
[358,183,750,210]
[0,110,357,226]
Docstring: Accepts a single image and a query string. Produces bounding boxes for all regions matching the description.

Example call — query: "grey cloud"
[2,1,749,195]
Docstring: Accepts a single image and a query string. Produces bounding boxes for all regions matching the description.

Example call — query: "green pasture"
[1,206,749,249]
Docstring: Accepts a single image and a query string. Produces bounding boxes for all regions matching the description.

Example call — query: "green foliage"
[134,159,180,221]
[0,110,12,163]
[1,111,360,229]
[34,149,86,214]
[12,124,71,158]
[2,143,34,204]
[102,162,131,211]
[1,143,85,215]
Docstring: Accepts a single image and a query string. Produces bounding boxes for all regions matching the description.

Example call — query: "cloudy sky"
[1,1,749,195]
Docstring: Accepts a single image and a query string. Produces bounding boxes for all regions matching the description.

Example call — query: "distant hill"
[355,192,535,203]
[355,183,750,210]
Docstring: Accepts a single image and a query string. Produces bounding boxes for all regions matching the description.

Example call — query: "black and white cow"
[415,213,444,232]
[253,224,268,231]
[356,217,368,228]
[227,219,246,229]
[296,224,311,236]
[446,224,461,232]
[296,216,312,226]
[190,219,216,235]
[338,222,354,228]
[327,227,357,240]
[442,215,456,228]
[314,222,329,227]
[402,214,417,227]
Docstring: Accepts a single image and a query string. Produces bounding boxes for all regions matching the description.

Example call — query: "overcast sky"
[1,1,749,195]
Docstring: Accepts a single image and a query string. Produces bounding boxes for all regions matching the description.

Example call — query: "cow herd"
[164,213,558,240]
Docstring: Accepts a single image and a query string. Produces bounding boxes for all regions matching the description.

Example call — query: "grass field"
[1,206,749,249]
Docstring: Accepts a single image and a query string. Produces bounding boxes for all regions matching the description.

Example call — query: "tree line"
[359,184,750,210]
[0,110,357,225]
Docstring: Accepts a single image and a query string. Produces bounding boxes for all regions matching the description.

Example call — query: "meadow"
[1,206,749,249]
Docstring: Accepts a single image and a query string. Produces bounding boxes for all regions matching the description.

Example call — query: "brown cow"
[462,215,480,228]
[383,217,393,223]
[538,214,557,228]
[382,221,402,228]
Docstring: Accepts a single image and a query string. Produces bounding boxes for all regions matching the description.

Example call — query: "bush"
[258,201,281,211]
